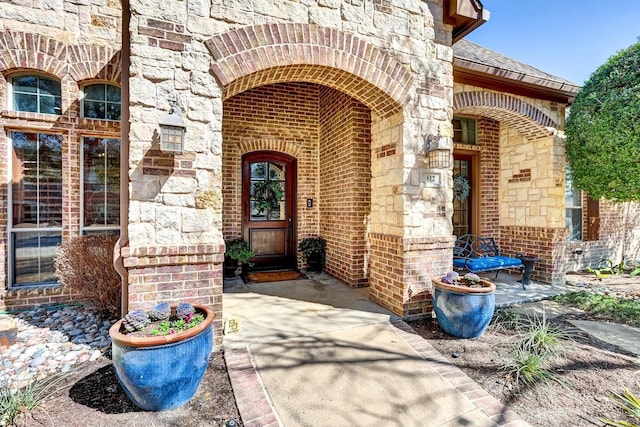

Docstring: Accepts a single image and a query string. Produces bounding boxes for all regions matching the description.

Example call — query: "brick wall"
[122,244,224,346]
[0,32,121,312]
[369,234,454,317]
[221,82,320,261]
[319,87,371,286]
[478,117,500,237]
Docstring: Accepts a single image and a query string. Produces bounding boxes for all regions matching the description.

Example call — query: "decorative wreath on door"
[453,173,470,202]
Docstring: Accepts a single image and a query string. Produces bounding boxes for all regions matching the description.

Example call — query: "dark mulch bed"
[16,350,241,427]
[410,315,640,427]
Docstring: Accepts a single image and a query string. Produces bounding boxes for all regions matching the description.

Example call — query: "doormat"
[244,270,302,283]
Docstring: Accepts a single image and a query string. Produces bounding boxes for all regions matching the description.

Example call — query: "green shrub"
[552,292,640,327]
[496,311,573,389]
[0,369,72,426]
[54,235,121,318]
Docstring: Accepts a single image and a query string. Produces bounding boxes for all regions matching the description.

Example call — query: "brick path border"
[389,319,530,427]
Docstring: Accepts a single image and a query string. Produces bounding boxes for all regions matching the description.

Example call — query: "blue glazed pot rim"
[109,304,215,348]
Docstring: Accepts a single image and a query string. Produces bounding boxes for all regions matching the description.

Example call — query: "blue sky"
[465,1,640,85]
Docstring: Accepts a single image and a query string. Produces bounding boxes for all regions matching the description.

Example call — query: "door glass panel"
[249,161,286,221]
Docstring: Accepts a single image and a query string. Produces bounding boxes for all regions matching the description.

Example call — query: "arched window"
[82,83,121,120]
[11,75,62,114]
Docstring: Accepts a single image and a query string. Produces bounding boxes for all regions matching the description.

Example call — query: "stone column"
[125,2,225,344]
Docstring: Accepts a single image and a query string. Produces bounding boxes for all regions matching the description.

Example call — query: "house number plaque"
[422,170,442,188]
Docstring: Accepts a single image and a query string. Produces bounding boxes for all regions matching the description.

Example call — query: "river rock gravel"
[0,304,114,391]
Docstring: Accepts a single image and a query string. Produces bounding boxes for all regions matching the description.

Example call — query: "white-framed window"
[81,137,121,235]
[10,75,62,115]
[82,83,121,120]
[9,132,63,286]
[452,116,477,145]
[565,166,583,240]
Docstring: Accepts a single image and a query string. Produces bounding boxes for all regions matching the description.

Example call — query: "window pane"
[106,102,121,120]
[83,100,106,119]
[39,95,62,114]
[13,231,61,285]
[84,138,120,228]
[12,132,38,226]
[85,84,106,101]
[566,209,583,240]
[38,134,63,226]
[13,93,38,112]
[38,78,61,97]
[107,85,121,102]
[251,162,267,179]
[13,76,38,93]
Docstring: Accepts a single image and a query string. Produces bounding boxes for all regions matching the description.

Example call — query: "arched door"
[242,152,296,270]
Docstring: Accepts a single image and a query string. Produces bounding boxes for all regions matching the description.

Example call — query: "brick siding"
[0,31,121,311]
[319,86,371,286]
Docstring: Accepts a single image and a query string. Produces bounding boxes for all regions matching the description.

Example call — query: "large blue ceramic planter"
[432,279,495,338]
[109,304,214,411]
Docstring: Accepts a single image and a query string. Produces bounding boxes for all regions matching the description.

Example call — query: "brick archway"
[454,91,557,140]
[0,31,120,82]
[205,23,410,117]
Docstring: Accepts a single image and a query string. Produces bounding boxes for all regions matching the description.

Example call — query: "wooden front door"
[453,154,472,237]
[242,152,296,270]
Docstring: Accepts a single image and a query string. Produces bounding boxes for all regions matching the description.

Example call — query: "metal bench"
[453,234,523,279]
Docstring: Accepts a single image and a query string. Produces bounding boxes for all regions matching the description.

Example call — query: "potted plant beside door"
[431,271,496,338]
[224,238,254,278]
[299,236,326,272]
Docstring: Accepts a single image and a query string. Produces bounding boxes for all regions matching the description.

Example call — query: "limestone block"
[341,2,369,24]
[0,317,18,348]
[140,203,156,222]
[143,67,173,82]
[182,209,214,233]
[188,16,229,37]
[187,0,209,17]
[129,78,157,107]
[131,175,161,201]
[128,223,156,246]
[156,206,182,231]
[155,227,183,245]
[190,72,218,97]
[128,201,141,223]
[131,0,187,22]
[161,176,197,194]
[309,6,342,26]
[318,0,341,8]
[163,193,196,207]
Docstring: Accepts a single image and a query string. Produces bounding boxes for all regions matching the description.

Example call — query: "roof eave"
[454,57,581,104]
[444,0,490,43]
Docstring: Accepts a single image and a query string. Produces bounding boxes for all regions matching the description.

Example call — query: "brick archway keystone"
[205,24,411,117]
[454,91,557,140]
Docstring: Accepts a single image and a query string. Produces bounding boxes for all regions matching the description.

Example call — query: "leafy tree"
[565,42,640,202]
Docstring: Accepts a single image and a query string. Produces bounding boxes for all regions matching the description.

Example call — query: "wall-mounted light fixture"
[159,94,186,154]
[424,127,452,169]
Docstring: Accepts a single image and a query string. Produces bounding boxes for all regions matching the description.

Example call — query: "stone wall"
[126,0,456,319]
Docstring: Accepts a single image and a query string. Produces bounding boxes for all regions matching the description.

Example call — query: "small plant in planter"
[224,238,254,278]
[431,271,496,338]
[109,302,214,411]
[298,236,326,272]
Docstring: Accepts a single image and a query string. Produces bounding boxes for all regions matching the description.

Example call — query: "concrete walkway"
[223,274,530,427]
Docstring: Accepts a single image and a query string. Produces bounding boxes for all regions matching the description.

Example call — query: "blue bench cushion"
[453,256,523,272]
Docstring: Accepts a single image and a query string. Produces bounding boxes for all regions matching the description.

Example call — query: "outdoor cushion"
[453,256,523,272]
